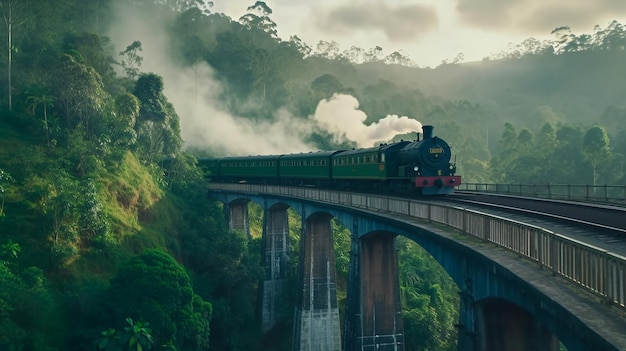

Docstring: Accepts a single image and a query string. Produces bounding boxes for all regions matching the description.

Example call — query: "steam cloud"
[312,94,422,147]
[108,3,422,156]
[166,63,316,155]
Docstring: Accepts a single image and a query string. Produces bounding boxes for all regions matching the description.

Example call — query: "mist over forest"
[0,0,625,350]
[103,0,626,185]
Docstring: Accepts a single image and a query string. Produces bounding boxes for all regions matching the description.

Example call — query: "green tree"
[123,318,154,351]
[133,73,183,162]
[118,40,143,79]
[536,122,557,156]
[25,169,81,257]
[109,93,140,150]
[398,237,458,350]
[0,239,20,261]
[95,328,121,351]
[313,40,343,60]
[0,0,30,111]
[553,125,586,183]
[385,50,415,66]
[54,53,110,134]
[592,20,626,51]
[0,265,58,350]
[311,74,344,100]
[240,1,277,39]
[0,168,14,216]
[108,249,211,350]
[62,33,116,83]
[26,91,55,147]
[582,126,612,185]
[490,123,518,182]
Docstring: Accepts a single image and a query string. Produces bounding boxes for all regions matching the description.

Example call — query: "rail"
[458,183,626,205]
[209,183,626,309]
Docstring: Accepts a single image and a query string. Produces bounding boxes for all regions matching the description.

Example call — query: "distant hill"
[353,50,626,137]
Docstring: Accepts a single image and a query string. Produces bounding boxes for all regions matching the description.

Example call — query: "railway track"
[436,191,626,256]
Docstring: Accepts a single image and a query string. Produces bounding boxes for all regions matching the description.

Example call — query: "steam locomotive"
[197,125,461,195]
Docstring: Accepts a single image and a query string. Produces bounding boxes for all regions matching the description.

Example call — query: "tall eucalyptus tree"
[0,0,29,111]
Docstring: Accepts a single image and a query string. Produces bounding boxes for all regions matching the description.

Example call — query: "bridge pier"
[345,232,405,351]
[457,278,476,351]
[261,205,290,332]
[225,199,250,237]
[293,212,342,351]
[474,299,559,351]
[343,218,361,351]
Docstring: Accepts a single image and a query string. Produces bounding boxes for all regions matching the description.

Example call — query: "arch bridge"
[209,183,626,351]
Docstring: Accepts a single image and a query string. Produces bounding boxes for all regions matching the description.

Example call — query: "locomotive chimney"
[422,125,434,139]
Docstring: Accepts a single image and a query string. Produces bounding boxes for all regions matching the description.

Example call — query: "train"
[196,125,461,195]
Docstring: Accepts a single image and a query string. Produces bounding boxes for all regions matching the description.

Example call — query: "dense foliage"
[0,0,625,350]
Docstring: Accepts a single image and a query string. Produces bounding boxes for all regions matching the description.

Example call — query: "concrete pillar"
[226,199,250,237]
[357,233,405,351]
[343,219,361,351]
[261,205,290,333]
[293,212,341,351]
[475,299,559,351]
[457,277,476,351]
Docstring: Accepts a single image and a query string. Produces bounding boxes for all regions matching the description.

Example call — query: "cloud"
[455,0,626,34]
[313,2,439,42]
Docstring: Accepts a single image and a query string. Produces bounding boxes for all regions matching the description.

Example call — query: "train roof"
[216,154,281,161]
[334,141,411,156]
[279,150,344,160]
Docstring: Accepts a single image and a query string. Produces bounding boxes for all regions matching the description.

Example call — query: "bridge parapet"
[209,183,626,310]
[459,183,626,205]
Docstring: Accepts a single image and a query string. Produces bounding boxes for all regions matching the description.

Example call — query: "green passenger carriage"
[218,155,279,182]
[278,151,342,182]
[331,143,410,181]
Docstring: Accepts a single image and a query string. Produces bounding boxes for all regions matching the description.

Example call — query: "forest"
[0,0,625,350]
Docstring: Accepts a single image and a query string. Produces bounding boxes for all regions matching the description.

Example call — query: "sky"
[212,0,626,67]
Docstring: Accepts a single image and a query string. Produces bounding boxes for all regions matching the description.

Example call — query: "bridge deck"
[389,210,626,351]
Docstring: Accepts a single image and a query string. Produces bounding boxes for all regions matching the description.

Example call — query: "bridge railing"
[458,183,626,205]
[209,183,626,309]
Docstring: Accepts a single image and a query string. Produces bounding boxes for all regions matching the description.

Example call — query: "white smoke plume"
[107,3,422,156]
[164,63,317,155]
[107,3,316,156]
[311,94,422,147]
